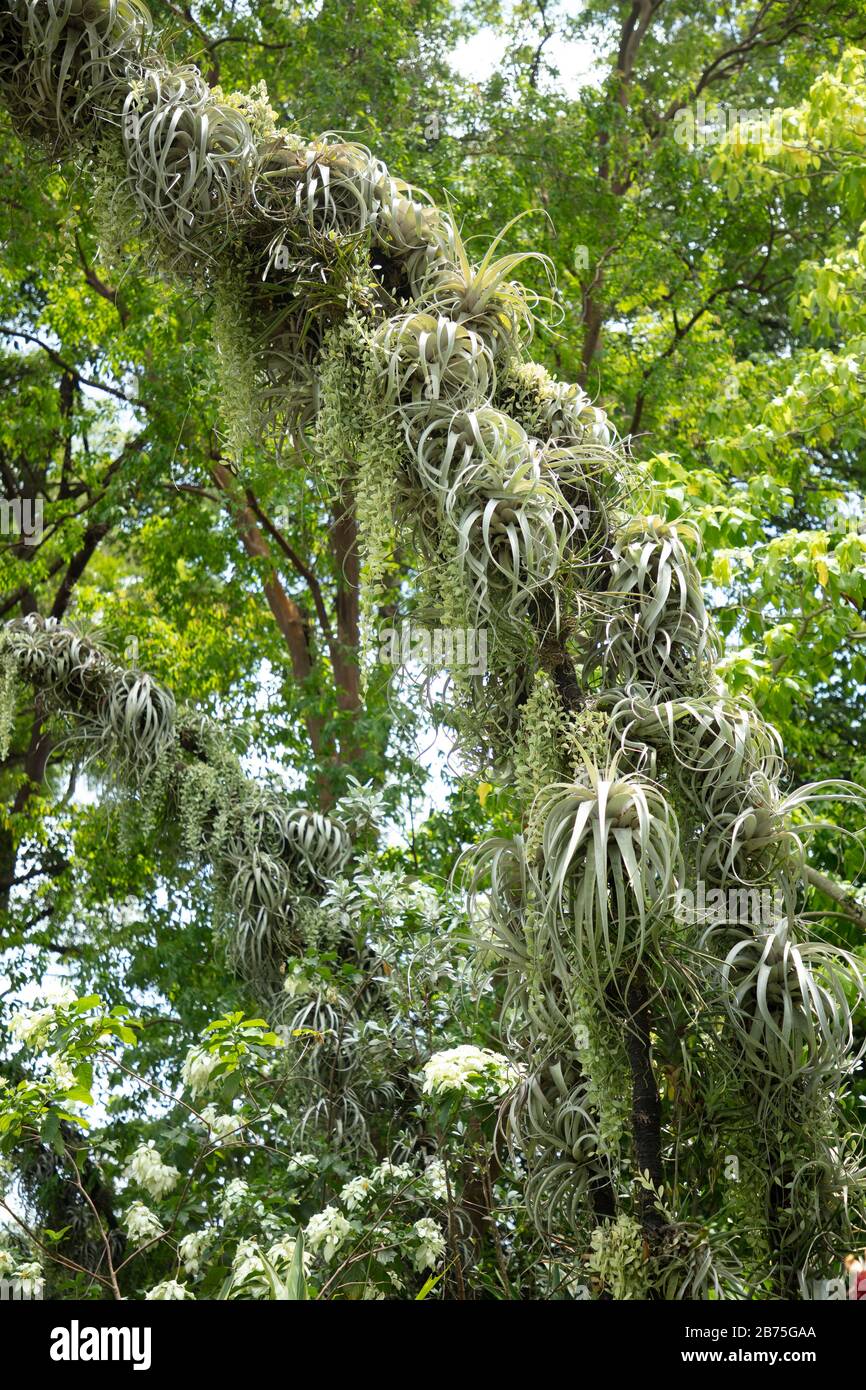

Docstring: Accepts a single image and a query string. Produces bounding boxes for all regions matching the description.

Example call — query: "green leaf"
[415,1271,444,1300]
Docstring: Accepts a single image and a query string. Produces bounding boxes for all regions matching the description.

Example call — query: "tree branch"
[74,232,129,328]
[805,865,866,933]
[244,488,336,648]
[622,978,667,1236]
[0,330,142,407]
[210,461,330,768]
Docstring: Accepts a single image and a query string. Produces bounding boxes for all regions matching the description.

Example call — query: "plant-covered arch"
[1,0,864,1299]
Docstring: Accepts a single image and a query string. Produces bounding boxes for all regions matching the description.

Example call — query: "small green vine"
[211,267,262,465]
[574,993,631,1157]
[0,636,17,763]
[587,1213,650,1300]
[515,672,570,858]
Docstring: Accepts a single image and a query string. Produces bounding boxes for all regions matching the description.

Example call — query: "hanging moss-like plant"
[0,639,18,762]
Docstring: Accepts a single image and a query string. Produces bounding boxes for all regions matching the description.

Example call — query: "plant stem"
[621,978,666,1236]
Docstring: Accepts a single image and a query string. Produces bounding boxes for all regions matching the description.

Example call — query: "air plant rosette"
[594,516,720,696]
[377,311,495,419]
[1,615,351,990]
[697,775,866,889]
[508,1061,609,1234]
[702,917,865,1088]
[534,764,682,995]
[121,67,256,260]
[0,0,152,146]
[372,172,449,290]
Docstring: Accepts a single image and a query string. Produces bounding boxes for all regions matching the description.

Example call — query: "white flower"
[125,1141,180,1201]
[125,1201,164,1246]
[210,79,280,142]
[10,1007,53,1047]
[220,1178,250,1219]
[0,1250,13,1274]
[340,1175,374,1211]
[422,1158,448,1200]
[412,1217,445,1271]
[304,1205,354,1262]
[145,1279,193,1300]
[229,1235,311,1296]
[231,1239,265,1284]
[286,1153,317,1176]
[178,1230,211,1276]
[47,1053,76,1090]
[374,1159,414,1185]
[10,986,77,1048]
[13,1260,44,1295]
[421,1045,521,1099]
[200,1106,242,1146]
[181,1046,221,1096]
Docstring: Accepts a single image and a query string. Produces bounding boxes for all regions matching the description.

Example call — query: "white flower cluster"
[302,1156,449,1283]
[337,1159,416,1213]
[125,1141,180,1200]
[209,79,280,143]
[145,1279,193,1300]
[422,1158,448,1200]
[421,1045,521,1099]
[200,1106,242,1146]
[0,1251,43,1294]
[231,1239,267,1286]
[9,986,76,1048]
[221,1177,248,1216]
[373,1158,414,1185]
[181,1045,221,1096]
[220,1177,263,1220]
[304,1205,354,1263]
[178,1230,211,1276]
[268,1234,312,1273]
[412,1217,446,1272]
[339,1174,374,1211]
[125,1201,164,1246]
[47,1053,76,1090]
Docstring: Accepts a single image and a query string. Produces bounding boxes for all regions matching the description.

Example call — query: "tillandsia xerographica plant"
[1,0,865,1300]
[0,615,350,987]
